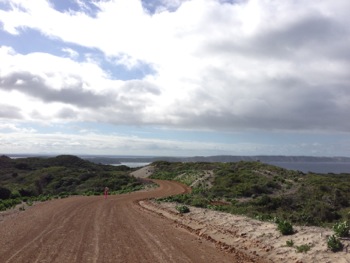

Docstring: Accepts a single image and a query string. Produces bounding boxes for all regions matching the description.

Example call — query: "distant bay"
[115,161,350,173]
[116,161,350,173]
[266,162,350,174]
[5,154,350,174]
[113,162,151,168]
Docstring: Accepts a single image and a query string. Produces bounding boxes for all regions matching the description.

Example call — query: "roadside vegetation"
[0,155,143,211]
[150,161,350,227]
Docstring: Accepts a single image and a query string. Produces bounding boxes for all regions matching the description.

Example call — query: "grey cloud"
[121,80,161,95]
[0,72,161,115]
[175,70,350,132]
[0,72,115,108]
[255,15,343,55]
[0,71,164,124]
[0,104,23,119]
[183,9,350,133]
[88,104,147,125]
[205,14,349,61]
[56,107,78,119]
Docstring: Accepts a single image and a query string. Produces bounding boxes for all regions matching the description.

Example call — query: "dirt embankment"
[140,200,350,263]
[135,166,350,263]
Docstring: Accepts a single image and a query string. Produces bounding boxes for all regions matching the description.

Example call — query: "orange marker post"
[104,187,109,199]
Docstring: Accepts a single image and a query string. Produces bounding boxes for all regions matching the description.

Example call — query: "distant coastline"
[80,154,350,164]
[3,154,350,173]
[266,161,350,174]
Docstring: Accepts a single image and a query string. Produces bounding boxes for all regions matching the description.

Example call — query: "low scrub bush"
[190,197,209,208]
[286,240,294,247]
[208,205,229,212]
[35,195,52,202]
[0,198,22,211]
[0,186,12,199]
[332,221,349,237]
[255,214,274,222]
[277,220,294,235]
[327,235,343,252]
[296,244,311,253]
[176,205,190,214]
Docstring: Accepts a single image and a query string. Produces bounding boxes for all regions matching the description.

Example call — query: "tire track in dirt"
[0,178,256,263]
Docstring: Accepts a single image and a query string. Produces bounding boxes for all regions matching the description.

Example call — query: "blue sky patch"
[103,59,155,80]
[141,0,184,15]
[49,0,101,17]
[0,27,155,80]
[0,28,64,56]
[0,1,11,11]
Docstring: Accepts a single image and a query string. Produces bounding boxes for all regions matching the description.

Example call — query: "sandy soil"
[0,175,258,262]
[141,201,350,263]
[135,167,350,263]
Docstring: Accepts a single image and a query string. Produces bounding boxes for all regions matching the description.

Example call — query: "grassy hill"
[2,156,350,227]
[150,161,350,226]
[0,155,142,211]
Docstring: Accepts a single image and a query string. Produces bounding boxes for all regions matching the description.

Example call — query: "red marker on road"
[104,187,109,199]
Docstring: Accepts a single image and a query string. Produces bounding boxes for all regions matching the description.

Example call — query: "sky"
[0,0,350,157]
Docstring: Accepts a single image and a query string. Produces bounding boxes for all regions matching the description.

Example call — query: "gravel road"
[0,178,252,263]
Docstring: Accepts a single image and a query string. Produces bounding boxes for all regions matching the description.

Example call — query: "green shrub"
[0,187,12,200]
[10,191,21,199]
[190,197,209,208]
[272,216,281,223]
[327,235,343,252]
[58,192,69,198]
[277,220,294,235]
[0,198,22,211]
[296,244,311,253]
[286,240,294,247]
[332,221,350,237]
[176,205,190,214]
[255,214,273,222]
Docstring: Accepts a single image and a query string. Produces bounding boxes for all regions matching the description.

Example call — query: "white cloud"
[0,122,36,133]
[1,128,350,156]
[0,0,350,134]
[62,47,79,59]
[0,130,229,155]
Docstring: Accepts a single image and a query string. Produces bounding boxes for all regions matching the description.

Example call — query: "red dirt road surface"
[0,179,257,263]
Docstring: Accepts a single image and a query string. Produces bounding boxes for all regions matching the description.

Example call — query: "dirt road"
[0,179,255,263]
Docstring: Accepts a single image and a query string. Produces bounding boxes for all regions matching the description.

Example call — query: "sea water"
[113,162,151,168]
[267,162,350,174]
[119,161,350,173]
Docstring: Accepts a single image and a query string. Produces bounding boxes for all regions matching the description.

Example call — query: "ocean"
[6,154,350,174]
[113,162,151,168]
[117,161,350,174]
[266,162,350,174]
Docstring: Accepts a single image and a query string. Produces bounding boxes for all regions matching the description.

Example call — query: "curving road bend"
[0,179,248,263]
